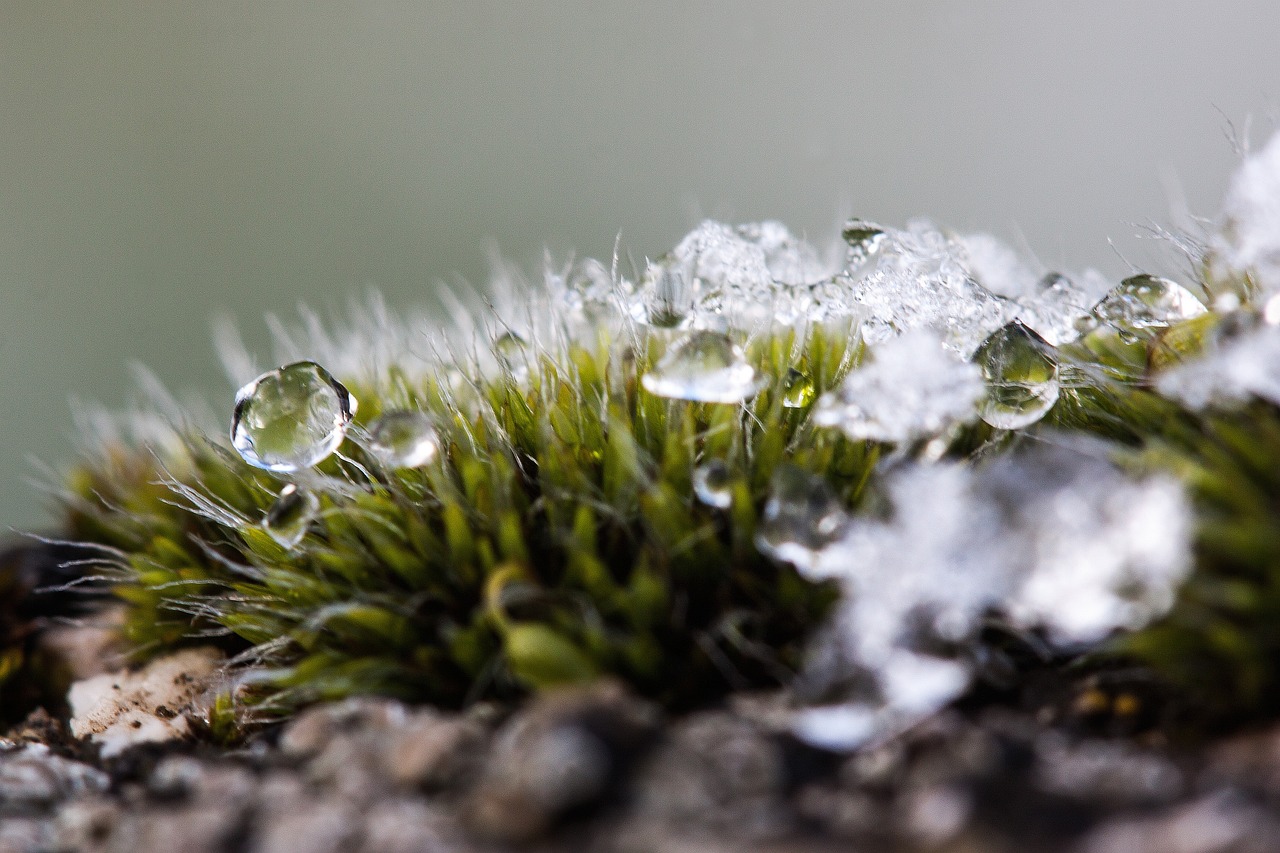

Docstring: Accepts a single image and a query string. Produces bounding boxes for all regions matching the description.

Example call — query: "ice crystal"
[840,219,1016,356]
[812,331,983,444]
[1213,131,1280,291]
[789,443,1191,750]
[632,220,836,330]
[1156,313,1280,409]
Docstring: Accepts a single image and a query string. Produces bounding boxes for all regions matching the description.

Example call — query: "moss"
[63,321,875,722]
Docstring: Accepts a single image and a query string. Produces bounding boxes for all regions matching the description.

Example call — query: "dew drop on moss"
[495,331,531,381]
[755,466,850,571]
[640,331,765,403]
[231,361,357,472]
[974,321,1060,430]
[692,460,733,508]
[1084,274,1207,339]
[264,483,319,550]
[781,368,815,408]
[366,410,440,469]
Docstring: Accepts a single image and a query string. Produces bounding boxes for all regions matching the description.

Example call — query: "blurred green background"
[2,2,1278,530]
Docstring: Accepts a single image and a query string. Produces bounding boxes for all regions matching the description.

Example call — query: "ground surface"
[6,662,1280,853]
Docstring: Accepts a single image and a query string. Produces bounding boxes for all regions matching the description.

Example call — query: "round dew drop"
[641,330,765,404]
[264,483,320,550]
[781,368,815,408]
[974,321,1060,430]
[692,460,733,508]
[365,410,440,469]
[231,361,357,472]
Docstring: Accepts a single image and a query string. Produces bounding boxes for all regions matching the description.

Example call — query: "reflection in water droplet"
[231,361,357,472]
[264,483,320,550]
[692,460,733,508]
[495,332,531,381]
[641,331,765,403]
[366,410,440,469]
[974,321,1060,430]
[1087,274,1207,337]
[755,466,850,571]
[841,218,888,276]
[781,368,815,408]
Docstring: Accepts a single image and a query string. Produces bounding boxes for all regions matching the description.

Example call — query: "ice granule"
[1156,315,1280,409]
[788,442,1192,750]
[959,232,1041,300]
[1214,131,1280,291]
[812,330,983,444]
[842,219,1017,356]
[632,220,836,330]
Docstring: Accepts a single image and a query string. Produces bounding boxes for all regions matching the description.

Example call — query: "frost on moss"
[39,133,1280,744]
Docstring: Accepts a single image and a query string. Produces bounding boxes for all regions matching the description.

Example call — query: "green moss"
[65,322,872,720]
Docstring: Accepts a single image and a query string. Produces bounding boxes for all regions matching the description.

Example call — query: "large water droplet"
[231,361,357,472]
[812,332,983,443]
[781,368,815,408]
[264,483,319,550]
[1086,274,1207,338]
[756,466,851,571]
[641,331,765,403]
[692,460,733,508]
[366,410,440,469]
[974,321,1060,430]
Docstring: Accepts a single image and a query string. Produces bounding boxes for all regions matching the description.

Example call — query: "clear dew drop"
[781,368,816,408]
[841,218,888,275]
[974,320,1060,430]
[366,410,440,469]
[755,466,851,571]
[231,361,357,473]
[640,331,765,403]
[495,332,531,381]
[264,483,320,550]
[1086,274,1207,339]
[692,460,733,508]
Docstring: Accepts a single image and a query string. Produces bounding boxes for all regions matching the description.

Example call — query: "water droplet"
[366,410,440,469]
[756,466,850,570]
[973,321,1060,430]
[641,331,765,403]
[813,331,983,443]
[264,484,319,550]
[692,460,733,508]
[1087,274,1207,338]
[637,259,692,328]
[841,218,887,275]
[781,368,815,408]
[231,361,357,472]
[495,332,531,381]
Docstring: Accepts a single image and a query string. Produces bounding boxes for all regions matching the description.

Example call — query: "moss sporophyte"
[25,133,1280,746]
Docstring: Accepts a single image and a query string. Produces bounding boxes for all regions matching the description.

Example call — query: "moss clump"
[63,320,870,719]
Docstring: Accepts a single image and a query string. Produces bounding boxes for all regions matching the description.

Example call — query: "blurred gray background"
[2,2,1277,530]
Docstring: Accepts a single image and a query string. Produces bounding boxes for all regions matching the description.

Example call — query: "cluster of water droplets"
[770,444,1192,750]
[201,203,1222,748]
[230,360,442,550]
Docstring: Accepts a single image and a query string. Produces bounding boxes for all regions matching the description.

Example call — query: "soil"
[6,546,1280,852]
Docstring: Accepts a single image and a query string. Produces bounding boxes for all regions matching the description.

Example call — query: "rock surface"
[7,672,1280,852]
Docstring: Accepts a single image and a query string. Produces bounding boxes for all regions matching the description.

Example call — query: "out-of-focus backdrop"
[2,2,1277,529]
